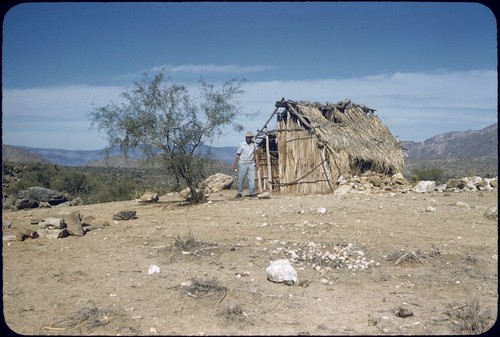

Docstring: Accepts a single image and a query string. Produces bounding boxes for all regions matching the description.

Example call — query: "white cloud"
[2,69,497,150]
[152,63,276,74]
[112,63,276,82]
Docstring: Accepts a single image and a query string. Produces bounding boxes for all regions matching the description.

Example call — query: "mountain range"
[2,123,497,169]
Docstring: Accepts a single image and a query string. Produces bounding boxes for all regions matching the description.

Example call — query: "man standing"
[233,131,259,197]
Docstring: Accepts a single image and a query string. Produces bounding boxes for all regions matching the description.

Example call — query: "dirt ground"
[2,187,498,335]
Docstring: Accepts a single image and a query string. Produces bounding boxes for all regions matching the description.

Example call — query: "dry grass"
[183,277,227,297]
[45,301,115,333]
[217,303,246,322]
[447,296,494,334]
[174,230,198,251]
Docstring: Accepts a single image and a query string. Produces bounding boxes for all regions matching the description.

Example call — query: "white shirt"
[237,141,257,163]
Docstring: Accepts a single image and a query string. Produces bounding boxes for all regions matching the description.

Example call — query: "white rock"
[415,181,436,193]
[266,259,298,284]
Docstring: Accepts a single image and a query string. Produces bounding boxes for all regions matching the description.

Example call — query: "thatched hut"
[253,98,405,194]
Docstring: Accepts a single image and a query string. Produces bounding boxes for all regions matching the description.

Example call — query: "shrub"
[410,165,444,184]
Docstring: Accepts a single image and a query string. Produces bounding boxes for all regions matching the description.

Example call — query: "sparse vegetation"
[2,161,173,205]
[174,231,198,251]
[409,165,445,184]
[183,277,226,297]
[45,301,116,334]
[447,296,494,334]
[217,303,247,323]
[89,71,249,203]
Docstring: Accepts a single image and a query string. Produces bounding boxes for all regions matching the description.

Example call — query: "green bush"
[410,165,445,184]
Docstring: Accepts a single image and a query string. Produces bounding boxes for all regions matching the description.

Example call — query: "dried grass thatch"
[254,98,405,194]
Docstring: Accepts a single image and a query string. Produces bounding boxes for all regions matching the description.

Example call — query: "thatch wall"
[255,99,404,194]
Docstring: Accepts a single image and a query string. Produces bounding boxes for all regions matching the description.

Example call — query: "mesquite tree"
[89,72,247,202]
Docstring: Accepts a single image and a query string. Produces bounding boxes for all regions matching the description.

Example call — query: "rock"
[63,212,84,236]
[394,307,413,318]
[489,179,498,188]
[37,228,68,239]
[446,179,464,189]
[16,187,67,206]
[203,173,234,193]
[266,259,298,284]
[138,192,159,203]
[316,207,327,214]
[334,184,352,196]
[368,175,382,187]
[3,232,27,242]
[15,198,38,210]
[484,207,498,220]
[415,181,436,193]
[81,215,109,227]
[112,210,137,220]
[43,217,66,229]
[257,192,271,199]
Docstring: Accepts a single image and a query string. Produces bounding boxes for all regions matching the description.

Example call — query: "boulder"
[203,173,234,192]
[63,212,84,236]
[446,179,464,189]
[368,175,382,187]
[415,181,436,193]
[16,187,67,206]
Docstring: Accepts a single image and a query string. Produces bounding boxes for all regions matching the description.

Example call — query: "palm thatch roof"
[253,98,404,194]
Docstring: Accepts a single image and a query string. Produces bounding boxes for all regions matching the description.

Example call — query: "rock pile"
[334,172,411,195]
[334,173,497,195]
[3,212,109,242]
[274,241,379,271]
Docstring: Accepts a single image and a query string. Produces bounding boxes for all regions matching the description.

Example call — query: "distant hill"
[2,144,237,167]
[2,145,53,164]
[401,123,497,160]
[3,123,497,177]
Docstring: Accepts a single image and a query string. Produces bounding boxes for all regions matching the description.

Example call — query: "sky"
[1,1,498,151]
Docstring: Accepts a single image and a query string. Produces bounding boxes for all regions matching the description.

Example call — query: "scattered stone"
[394,307,413,318]
[415,181,436,193]
[81,215,109,227]
[282,241,377,270]
[138,192,159,203]
[266,259,298,284]
[257,192,271,199]
[425,206,437,212]
[3,232,27,242]
[316,207,327,214]
[43,217,66,229]
[64,212,85,236]
[37,228,68,239]
[112,210,137,220]
[484,206,498,220]
[334,184,352,196]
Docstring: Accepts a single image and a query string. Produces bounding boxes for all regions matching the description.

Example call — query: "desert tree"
[89,71,247,202]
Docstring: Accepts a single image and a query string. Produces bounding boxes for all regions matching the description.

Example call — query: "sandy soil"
[2,188,498,335]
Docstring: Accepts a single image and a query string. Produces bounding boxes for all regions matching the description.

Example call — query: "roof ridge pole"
[257,106,279,138]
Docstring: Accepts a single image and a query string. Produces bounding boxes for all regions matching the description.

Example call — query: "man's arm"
[233,153,240,172]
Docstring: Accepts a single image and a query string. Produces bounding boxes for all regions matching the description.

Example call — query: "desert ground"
[2,187,498,335]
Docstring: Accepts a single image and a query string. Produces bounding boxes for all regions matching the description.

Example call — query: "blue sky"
[2,2,497,150]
